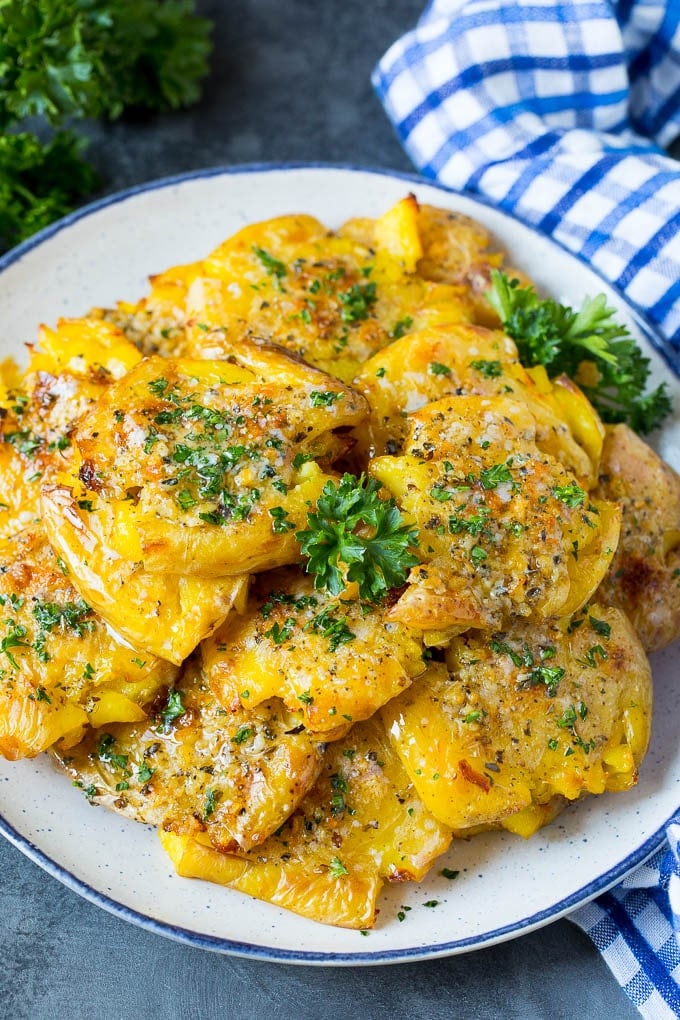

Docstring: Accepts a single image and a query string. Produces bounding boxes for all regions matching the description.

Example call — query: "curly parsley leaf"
[0,2,212,252]
[0,131,100,250]
[0,0,212,127]
[297,473,419,602]
[487,270,671,434]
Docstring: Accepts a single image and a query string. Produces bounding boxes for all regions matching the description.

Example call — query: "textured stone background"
[0,2,643,1017]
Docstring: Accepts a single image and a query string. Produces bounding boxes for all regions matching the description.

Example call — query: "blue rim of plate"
[0,161,676,965]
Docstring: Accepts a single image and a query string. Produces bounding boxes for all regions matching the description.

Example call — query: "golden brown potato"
[160,717,452,929]
[595,424,680,651]
[371,395,620,637]
[0,528,178,760]
[202,569,426,739]
[353,323,522,457]
[414,203,532,326]
[184,209,476,382]
[382,605,652,837]
[53,662,325,853]
[96,259,201,358]
[353,324,599,482]
[71,353,367,577]
[22,317,142,445]
[41,478,247,665]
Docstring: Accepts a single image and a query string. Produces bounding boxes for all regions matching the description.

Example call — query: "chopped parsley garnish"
[528,664,565,697]
[430,485,455,502]
[448,507,491,536]
[306,605,356,652]
[137,763,154,784]
[297,473,419,602]
[479,462,513,490]
[329,773,349,816]
[148,377,169,397]
[252,246,287,280]
[557,706,578,729]
[328,855,349,878]
[232,725,253,745]
[158,688,185,732]
[588,615,611,639]
[429,362,451,376]
[577,644,609,668]
[264,618,295,644]
[337,281,377,323]
[470,359,502,378]
[552,482,586,508]
[0,620,28,669]
[389,316,413,339]
[309,390,344,407]
[260,591,318,620]
[5,430,41,458]
[268,506,295,533]
[32,599,94,638]
[470,545,487,565]
[203,788,219,821]
[489,639,532,669]
[96,733,129,771]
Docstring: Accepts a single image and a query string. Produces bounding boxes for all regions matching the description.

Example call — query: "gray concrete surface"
[0,2,643,1017]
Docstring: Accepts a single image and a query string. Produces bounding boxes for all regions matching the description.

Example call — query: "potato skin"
[595,424,680,651]
[41,480,247,665]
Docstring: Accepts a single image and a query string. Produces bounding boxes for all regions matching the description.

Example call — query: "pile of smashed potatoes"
[1,196,679,930]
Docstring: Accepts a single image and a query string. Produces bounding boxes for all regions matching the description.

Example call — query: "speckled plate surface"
[0,165,678,964]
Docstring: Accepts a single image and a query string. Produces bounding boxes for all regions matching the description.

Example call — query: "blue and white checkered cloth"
[374,1,680,1015]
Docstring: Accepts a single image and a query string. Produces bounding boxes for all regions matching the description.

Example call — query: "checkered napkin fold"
[373,1,680,1016]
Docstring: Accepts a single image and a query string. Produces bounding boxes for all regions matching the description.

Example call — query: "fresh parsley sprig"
[487,270,671,433]
[297,473,419,602]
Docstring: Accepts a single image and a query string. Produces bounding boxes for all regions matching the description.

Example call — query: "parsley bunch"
[297,473,419,602]
[0,0,212,251]
[0,132,99,248]
[488,271,671,433]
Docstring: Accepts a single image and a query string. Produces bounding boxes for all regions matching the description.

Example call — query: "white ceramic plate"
[0,165,678,964]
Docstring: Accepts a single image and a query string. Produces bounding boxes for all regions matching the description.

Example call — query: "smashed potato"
[53,662,324,853]
[382,605,651,836]
[371,395,620,636]
[0,529,177,759]
[160,716,451,929]
[72,352,367,577]
[595,424,680,651]
[202,569,426,739]
[0,195,675,931]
